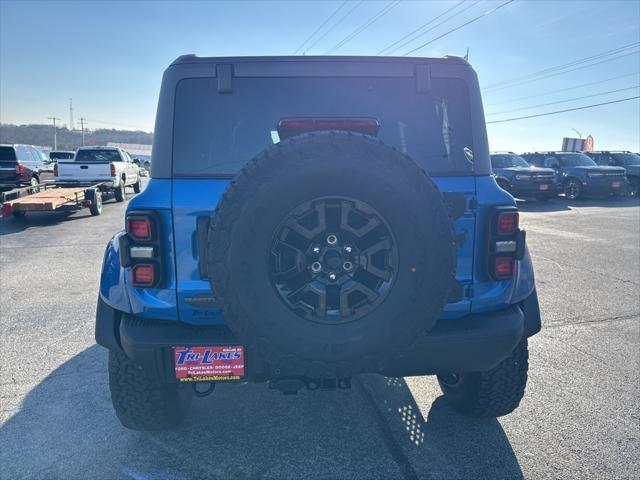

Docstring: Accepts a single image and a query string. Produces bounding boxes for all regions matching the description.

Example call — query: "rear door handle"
[80,165,88,169]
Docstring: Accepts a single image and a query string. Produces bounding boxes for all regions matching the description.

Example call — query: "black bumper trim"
[95,295,543,381]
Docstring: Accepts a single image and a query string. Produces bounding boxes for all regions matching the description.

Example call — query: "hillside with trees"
[0,123,153,150]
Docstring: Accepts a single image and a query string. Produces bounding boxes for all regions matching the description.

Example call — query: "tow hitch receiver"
[270,377,352,395]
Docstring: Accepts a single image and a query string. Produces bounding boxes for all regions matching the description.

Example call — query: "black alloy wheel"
[269,197,398,323]
[565,180,582,200]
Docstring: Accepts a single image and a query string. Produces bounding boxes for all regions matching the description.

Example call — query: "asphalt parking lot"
[0,185,638,480]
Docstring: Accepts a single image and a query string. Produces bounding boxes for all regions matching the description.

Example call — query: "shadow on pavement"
[0,211,80,235]
[0,345,522,480]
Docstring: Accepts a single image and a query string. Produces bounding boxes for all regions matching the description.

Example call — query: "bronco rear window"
[172,76,474,177]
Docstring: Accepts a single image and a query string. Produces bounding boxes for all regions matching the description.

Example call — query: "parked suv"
[49,150,75,162]
[96,55,541,431]
[523,151,626,200]
[0,144,54,190]
[490,151,557,200]
[585,151,640,198]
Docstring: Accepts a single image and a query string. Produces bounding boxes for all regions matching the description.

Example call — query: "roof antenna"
[464,48,469,61]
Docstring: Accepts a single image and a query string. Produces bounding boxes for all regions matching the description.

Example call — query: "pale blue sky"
[1,0,639,152]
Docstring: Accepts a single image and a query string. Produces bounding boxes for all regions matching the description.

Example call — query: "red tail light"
[493,257,515,279]
[488,207,523,280]
[131,264,155,287]
[53,162,58,177]
[277,117,380,139]
[16,162,25,175]
[127,216,152,241]
[110,163,116,176]
[495,211,519,235]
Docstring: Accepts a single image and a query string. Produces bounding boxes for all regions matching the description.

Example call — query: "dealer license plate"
[173,346,245,381]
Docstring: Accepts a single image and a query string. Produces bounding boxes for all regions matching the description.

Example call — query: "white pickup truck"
[55,146,141,202]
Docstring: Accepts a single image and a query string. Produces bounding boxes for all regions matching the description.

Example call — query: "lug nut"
[344,245,353,253]
[328,272,337,282]
[311,262,322,273]
[343,261,353,272]
[327,234,338,245]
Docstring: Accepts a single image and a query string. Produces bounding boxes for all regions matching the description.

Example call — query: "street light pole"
[571,128,582,139]
[48,117,61,150]
[79,118,88,146]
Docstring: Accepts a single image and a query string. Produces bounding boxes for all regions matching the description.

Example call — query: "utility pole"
[48,117,61,150]
[69,99,74,131]
[79,118,88,146]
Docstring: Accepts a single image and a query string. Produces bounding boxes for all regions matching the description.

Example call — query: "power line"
[486,72,640,106]
[403,0,515,56]
[302,0,364,55]
[376,0,468,55]
[486,85,640,116]
[326,0,402,54]
[486,96,639,124]
[385,0,481,53]
[293,0,348,54]
[483,49,639,92]
[483,42,640,90]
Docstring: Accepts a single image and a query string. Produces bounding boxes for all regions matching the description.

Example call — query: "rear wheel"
[437,340,529,418]
[30,176,39,187]
[108,350,193,431]
[565,179,582,200]
[89,190,102,216]
[133,178,141,193]
[114,182,125,202]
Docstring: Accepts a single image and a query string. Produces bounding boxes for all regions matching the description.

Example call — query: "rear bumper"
[56,180,116,188]
[96,291,540,382]
[580,178,625,195]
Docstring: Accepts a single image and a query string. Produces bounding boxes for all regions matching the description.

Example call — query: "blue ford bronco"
[96,55,541,431]
[522,151,626,200]
[490,151,557,201]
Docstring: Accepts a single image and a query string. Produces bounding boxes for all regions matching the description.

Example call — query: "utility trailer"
[0,182,104,219]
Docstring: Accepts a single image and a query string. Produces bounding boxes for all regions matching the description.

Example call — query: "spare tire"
[207,132,455,378]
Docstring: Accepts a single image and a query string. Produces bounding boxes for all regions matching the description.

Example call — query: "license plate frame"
[173,345,245,382]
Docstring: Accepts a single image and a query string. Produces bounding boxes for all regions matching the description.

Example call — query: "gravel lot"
[1,184,638,480]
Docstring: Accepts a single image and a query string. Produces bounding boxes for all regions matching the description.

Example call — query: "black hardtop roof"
[170,54,470,67]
